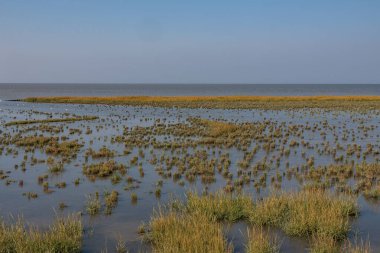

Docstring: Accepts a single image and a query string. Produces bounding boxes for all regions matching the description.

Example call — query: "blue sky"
[0,0,379,84]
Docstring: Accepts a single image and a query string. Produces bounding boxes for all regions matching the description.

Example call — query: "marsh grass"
[171,189,357,251]
[86,193,101,216]
[7,95,379,251]
[183,190,357,240]
[86,147,115,159]
[0,214,82,253]
[104,190,119,215]
[144,189,357,253]
[250,189,358,240]
[342,238,372,253]
[131,192,138,204]
[185,191,253,222]
[45,140,83,157]
[363,187,380,200]
[82,160,126,179]
[14,136,57,148]
[146,209,232,253]
[194,118,239,138]
[5,116,98,126]
[245,227,280,253]
[115,236,128,253]
[48,161,64,174]
[12,136,82,159]
[311,233,372,253]
[310,233,340,253]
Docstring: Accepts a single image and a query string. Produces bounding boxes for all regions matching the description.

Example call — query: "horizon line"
[1,83,380,85]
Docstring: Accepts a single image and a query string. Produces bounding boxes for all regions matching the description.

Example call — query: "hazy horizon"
[1,1,380,84]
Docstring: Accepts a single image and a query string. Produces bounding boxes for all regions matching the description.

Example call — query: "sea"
[0,83,379,100]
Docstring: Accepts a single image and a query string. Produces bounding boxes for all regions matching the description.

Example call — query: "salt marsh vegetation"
[1,96,380,252]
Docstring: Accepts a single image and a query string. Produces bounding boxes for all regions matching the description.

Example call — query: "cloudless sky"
[0,0,379,84]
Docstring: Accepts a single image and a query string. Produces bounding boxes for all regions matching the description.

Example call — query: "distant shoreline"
[20,95,380,110]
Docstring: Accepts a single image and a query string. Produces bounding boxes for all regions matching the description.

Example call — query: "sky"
[0,0,379,84]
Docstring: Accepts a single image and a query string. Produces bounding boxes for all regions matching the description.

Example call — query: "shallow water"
[1,84,380,252]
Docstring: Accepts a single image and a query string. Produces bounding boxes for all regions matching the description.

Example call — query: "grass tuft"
[185,191,253,222]
[146,209,232,253]
[250,189,358,240]
[0,214,82,253]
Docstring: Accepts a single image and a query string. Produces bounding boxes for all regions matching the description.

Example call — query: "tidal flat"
[1,96,380,252]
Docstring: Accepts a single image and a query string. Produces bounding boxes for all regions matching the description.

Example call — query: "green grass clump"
[250,189,358,240]
[185,191,253,222]
[0,214,82,253]
[147,210,232,253]
[245,227,279,253]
